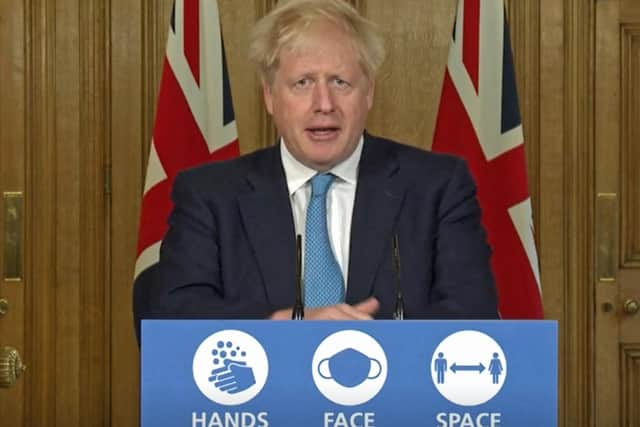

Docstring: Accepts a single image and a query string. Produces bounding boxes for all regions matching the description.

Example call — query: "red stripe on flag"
[153,60,210,175]
[462,0,480,92]
[184,0,200,85]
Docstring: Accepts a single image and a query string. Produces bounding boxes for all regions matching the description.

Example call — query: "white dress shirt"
[280,136,363,287]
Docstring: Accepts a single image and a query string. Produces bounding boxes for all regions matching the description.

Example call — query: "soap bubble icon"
[312,330,387,406]
[318,348,382,387]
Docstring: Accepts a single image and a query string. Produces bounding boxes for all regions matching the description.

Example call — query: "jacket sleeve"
[421,158,499,319]
[132,172,272,344]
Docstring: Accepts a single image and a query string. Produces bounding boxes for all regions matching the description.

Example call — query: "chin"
[305,156,336,171]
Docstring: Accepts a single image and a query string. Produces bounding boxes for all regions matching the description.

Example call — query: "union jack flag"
[432,0,543,318]
[134,0,239,280]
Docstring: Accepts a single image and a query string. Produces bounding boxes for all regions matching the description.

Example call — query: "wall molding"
[563,0,595,425]
[620,344,640,426]
[620,24,640,267]
[24,0,111,423]
[79,0,110,423]
[24,0,58,422]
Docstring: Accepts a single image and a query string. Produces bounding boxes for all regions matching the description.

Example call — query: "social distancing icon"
[430,330,507,406]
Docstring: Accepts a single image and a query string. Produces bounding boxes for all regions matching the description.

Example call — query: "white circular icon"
[312,330,387,406]
[193,330,268,405]
[431,330,507,406]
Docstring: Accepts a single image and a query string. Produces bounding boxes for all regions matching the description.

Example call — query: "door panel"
[0,0,26,424]
[595,0,640,425]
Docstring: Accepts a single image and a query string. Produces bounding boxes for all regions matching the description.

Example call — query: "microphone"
[392,234,405,320]
[292,234,304,320]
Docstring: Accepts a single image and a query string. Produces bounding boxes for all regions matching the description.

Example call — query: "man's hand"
[208,359,256,394]
[269,297,379,320]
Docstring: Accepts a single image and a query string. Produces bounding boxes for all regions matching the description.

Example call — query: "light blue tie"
[304,173,345,307]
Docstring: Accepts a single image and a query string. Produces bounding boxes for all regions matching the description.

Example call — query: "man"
[134,0,498,337]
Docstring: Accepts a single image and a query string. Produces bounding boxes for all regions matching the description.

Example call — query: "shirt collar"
[280,135,363,196]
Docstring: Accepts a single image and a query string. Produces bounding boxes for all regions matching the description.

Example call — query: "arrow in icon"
[450,362,486,374]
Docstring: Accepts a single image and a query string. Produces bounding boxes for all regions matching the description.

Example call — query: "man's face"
[263,22,374,171]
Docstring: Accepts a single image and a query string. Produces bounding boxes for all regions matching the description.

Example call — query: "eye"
[332,78,351,89]
[293,77,312,89]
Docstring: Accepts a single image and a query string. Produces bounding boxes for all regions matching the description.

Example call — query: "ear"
[366,79,375,110]
[262,78,274,115]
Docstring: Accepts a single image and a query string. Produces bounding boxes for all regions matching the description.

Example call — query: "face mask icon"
[317,347,382,387]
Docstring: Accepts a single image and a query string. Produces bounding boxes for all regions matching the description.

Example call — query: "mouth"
[306,126,341,141]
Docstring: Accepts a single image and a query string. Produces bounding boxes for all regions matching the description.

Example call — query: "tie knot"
[310,173,334,197]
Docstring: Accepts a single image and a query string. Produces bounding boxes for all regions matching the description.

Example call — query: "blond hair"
[249,0,386,84]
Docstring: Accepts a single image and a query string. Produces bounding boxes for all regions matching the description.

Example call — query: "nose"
[312,82,335,113]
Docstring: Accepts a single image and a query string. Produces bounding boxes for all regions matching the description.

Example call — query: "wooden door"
[0,0,27,423]
[595,0,640,425]
[0,0,109,425]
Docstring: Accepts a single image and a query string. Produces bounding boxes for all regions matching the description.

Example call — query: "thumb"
[353,297,379,315]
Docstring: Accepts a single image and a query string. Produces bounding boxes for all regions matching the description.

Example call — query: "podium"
[141,320,557,426]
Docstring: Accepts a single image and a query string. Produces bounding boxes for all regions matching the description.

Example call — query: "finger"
[334,303,375,320]
[304,306,349,320]
[210,365,228,376]
[216,371,234,381]
[269,308,293,320]
[218,381,238,392]
[306,304,372,320]
[215,377,235,388]
[353,297,380,315]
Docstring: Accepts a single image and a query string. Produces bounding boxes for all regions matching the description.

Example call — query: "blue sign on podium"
[141,320,557,427]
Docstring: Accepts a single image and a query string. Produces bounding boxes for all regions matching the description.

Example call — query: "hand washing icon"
[317,348,382,387]
[193,330,269,406]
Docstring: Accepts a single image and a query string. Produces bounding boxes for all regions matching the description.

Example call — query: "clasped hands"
[269,297,379,320]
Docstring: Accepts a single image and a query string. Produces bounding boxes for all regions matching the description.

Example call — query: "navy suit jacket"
[134,134,498,339]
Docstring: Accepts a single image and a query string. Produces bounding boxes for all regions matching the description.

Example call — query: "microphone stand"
[292,234,304,320]
[392,234,405,320]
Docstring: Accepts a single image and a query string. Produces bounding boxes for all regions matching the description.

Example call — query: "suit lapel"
[346,135,406,304]
[237,146,298,309]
